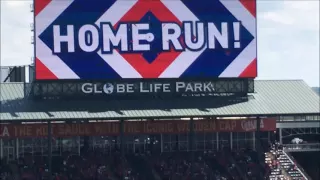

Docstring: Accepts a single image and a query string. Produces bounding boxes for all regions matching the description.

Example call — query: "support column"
[47,121,52,179]
[256,117,263,164]
[23,79,26,97]
[120,120,125,180]
[78,136,81,155]
[59,138,63,156]
[203,133,205,150]
[279,128,283,144]
[16,139,19,159]
[0,139,3,159]
[175,134,179,151]
[253,132,256,150]
[189,118,195,179]
[230,132,233,150]
[256,117,261,147]
[160,134,163,153]
[82,120,90,153]
[216,132,219,151]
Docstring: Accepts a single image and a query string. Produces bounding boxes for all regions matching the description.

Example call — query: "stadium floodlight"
[30,23,34,32]
[30,4,34,12]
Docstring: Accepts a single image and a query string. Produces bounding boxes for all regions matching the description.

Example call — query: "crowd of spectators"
[0,144,307,180]
[151,151,218,180]
[0,149,140,180]
[146,148,268,180]
[232,149,264,180]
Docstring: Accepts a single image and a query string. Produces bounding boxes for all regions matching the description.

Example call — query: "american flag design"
[35,0,256,80]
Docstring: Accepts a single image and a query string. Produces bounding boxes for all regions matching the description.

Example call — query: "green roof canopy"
[1,80,319,121]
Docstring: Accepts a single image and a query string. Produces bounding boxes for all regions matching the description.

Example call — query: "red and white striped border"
[35,0,257,79]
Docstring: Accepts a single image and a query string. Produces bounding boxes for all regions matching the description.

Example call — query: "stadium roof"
[1,80,319,121]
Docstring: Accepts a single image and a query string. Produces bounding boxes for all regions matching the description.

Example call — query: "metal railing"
[278,115,320,122]
[283,143,320,152]
[282,150,311,180]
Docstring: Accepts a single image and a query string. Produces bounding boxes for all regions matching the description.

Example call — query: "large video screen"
[35,0,257,80]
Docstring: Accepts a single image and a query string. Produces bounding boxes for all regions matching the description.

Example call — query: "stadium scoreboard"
[33,0,256,98]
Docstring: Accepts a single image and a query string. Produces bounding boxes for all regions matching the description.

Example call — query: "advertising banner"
[80,81,246,95]
[0,118,275,138]
[35,0,257,80]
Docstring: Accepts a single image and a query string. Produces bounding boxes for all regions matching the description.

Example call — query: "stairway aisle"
[267,149,307,180]
[278,152,304,180]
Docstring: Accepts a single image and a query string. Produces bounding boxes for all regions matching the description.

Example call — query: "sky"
[0,0,319,87]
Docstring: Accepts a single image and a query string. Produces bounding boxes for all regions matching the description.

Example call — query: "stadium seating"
[0,145,309,180]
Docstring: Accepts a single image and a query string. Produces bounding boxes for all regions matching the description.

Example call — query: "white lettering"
[53,22,240,53]
[82,82,217,94]
[176,82,215,92]
[241,120,257,131]
[127,84,134,93]
[208,22,228,49]
[162,23,183,51]
[116,84,134,93]
[185,83,193,92]
[82,83,93,94]
[53,25,75,53]
[132,24,154,51]
[163,83,170,92]
[117,84,126,93]
[78,25,99,52]
[101,23,128,52]
[194,83,202,92]
[154,83,162,92]
[203,82,214,92]
[95,84,103,93]
[140,82,149,93]
[0,126,10,137]
[260,119,265,128]
[176,82,185,92]
[139,82,172,93]
[184,22,205,50]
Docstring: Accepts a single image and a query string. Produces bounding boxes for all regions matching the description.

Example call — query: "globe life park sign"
[30,79,253,100]
[81,81,216,95]
[77,79,253,98]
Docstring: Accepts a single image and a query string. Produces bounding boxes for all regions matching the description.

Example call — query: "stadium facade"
[1,80,319,178]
